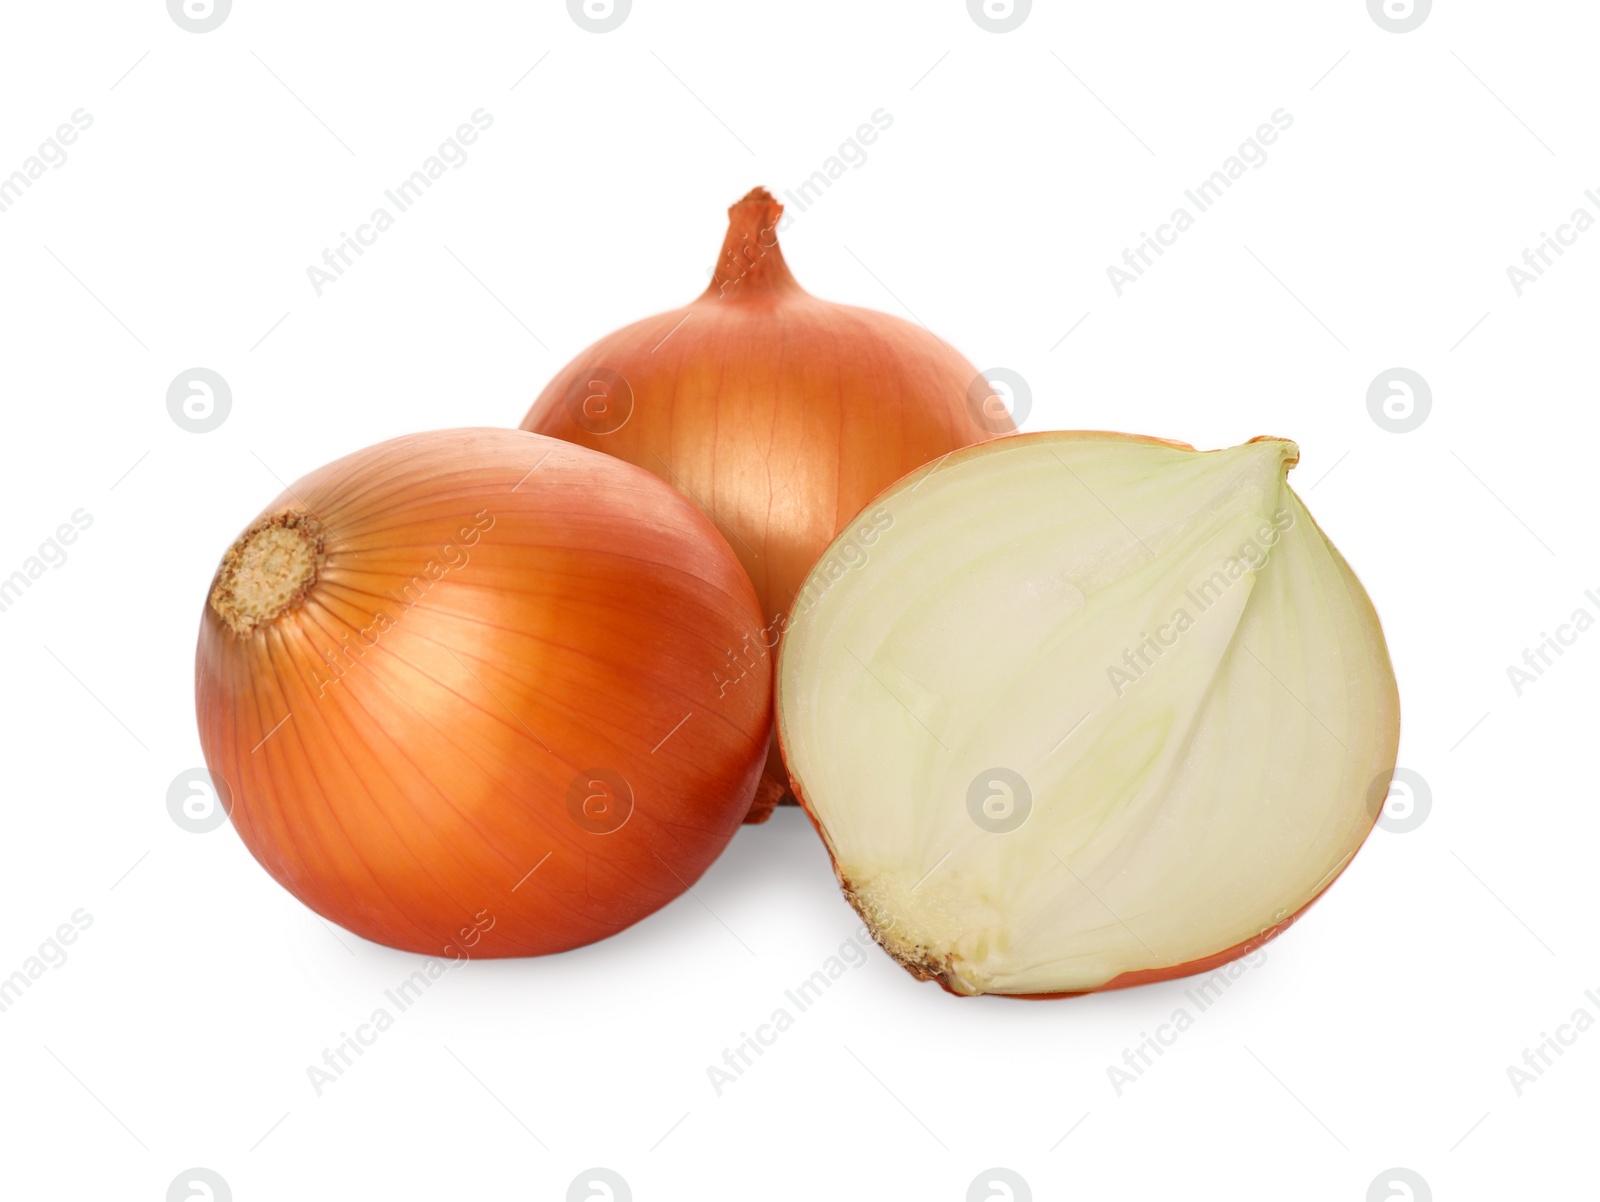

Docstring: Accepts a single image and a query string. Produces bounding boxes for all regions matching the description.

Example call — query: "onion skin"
[521,188,1013,815]
[195,429,770,957]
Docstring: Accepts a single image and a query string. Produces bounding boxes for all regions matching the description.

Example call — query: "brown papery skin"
[522,188,1013,817]
[195,429,771,957]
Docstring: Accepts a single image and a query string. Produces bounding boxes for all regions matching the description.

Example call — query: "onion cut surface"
[777,432,1400,996]
[196,429,770,957]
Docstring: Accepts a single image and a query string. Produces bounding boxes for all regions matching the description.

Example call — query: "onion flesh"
[777,432,1400,996]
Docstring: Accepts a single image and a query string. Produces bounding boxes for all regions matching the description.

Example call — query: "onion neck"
[700,187,802,301]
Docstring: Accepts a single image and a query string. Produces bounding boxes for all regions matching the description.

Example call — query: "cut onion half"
[776,432,1400,997]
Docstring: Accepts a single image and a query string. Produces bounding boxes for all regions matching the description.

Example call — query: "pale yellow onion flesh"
[777,432,1400,997]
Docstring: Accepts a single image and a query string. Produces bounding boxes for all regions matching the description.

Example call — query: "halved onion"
[195,429,770,957]
[777,432,1400,996]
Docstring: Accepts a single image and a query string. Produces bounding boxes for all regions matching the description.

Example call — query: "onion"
[777,432,1400,997]
[195,428,770,957]
[521,188,1013,814]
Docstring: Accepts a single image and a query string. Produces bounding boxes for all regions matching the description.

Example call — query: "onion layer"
[196,428,770,957]
[522,188,1013,814]
[777,432,1400,996]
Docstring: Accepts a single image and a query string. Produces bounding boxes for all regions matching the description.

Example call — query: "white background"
[0,1,1592,1199]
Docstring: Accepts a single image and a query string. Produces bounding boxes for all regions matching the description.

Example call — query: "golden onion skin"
[196,428,771,957]
[522,189,1013,813]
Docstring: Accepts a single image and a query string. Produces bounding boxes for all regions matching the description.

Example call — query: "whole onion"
[195,428,770,957]
[523,188,1013,812]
